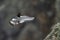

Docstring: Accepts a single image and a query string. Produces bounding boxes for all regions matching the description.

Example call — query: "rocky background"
[0,0,60,40]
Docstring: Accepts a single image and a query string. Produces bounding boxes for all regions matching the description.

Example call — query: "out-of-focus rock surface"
[55,0,60,22]
[0,0,60,40]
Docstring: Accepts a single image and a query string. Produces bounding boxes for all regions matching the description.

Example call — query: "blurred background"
[0,0,60,40]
